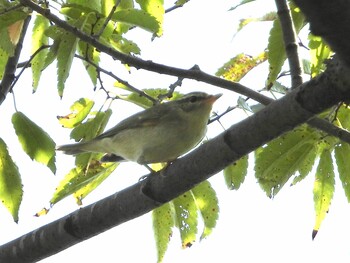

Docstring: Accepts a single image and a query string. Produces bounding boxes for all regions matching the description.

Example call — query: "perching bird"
[57,92,221,164]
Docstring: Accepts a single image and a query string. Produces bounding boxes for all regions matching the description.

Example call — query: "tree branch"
[17,0,350,145]
[0,16,31,105]
[275,0,303,88]
[2,53,350,262]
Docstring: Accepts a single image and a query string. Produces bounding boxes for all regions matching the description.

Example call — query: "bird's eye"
[189,96,197,103]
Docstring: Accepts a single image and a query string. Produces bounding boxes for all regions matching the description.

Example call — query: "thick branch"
[294,0,350,67]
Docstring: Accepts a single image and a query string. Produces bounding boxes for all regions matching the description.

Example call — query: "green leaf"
[312,150,335,239]
[73,162,118,204]
[112,8,160,34]
[334,143,350,202]
[255,125,319,197]
[58,98,95,128]
[308,34,332,77]
[70,109,112,141]
[0,26,15,56]
[77,41,100,86]
[51,161,117,205]
[266,3,305,88]
[56,29,78,97]
[0,47,8,79]
[152,203,174,263]
[291,143,318,185]
[12,112,56,174]
[31,14,50,91]
[216,52,267,82]
[0,138,22,222]
[191,181,219,240]
[224,155,248,190]
[172,191,198,248]
[135,0,164,35]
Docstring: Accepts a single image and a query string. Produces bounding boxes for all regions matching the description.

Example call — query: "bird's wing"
[94,104,177,140]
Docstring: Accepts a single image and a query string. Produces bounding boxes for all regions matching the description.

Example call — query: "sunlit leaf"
[334,143,350,203]
[266,3,305,89]
[216,52,267,82]
[73,162,118,203]
[56,29,78,97]
[0,138,22,222]
[224,155,248,190]
[31,14,49,91]
[312,150,335,239]
[152,203,174,263]
[172,192,197,248]
[255,125,320,197]
[191,181,219,240]
[70,109,112,142]
[136,0,164,36]
[112,9,160,34]
[12,112,56,173]
[58,98,95,128]
[308,34,332,77]
[50,160,117,205]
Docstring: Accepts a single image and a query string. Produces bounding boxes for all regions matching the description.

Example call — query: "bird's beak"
[206,93,222,104]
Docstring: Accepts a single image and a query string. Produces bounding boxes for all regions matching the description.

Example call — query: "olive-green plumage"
[57,92,221,164]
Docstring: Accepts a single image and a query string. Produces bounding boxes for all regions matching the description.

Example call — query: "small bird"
[57,92,221,164]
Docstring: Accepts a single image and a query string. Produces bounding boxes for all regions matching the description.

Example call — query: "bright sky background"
[1,0,350,262]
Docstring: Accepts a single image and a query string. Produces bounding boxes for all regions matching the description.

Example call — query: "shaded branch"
[275,0,303,88]
[0,16,31,105]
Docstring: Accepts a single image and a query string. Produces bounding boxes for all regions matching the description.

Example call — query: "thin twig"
[74,54,157,103]
[93,0,121,38]
[275,0,303,88]
[9,44,50,91]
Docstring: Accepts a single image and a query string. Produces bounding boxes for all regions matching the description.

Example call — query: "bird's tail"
[56,142,89,155]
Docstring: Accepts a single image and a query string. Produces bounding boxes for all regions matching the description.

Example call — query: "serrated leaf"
[308,34,332,77]
[291,143,318,185]
[266,3,305,88]
[112,8,160,34]
[136,0,164,36]
[73,162,118,204]
[77,41,100,86]
[191,181,219,240]
[152,203,174,263]
[216,52,267,82]
[58,98,95,128]
[12,112,56,173]
[172,191,197,248]
[335,104,350,131]
[56,30,78,97]
[312,150,335,239]
[255,125,319,197]
[224,155,248,190]
[0,138,22,222]
[50,160,117,205]
[334,143,350,202]
[31,14,50,91]
[70,109,112,142]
